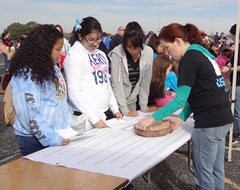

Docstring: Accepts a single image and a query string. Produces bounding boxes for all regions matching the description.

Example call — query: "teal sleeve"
[152,85,192,121]
[178,102,192,121]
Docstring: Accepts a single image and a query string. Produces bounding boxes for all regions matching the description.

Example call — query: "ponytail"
[184,24,203,45]
[159,23,203,45]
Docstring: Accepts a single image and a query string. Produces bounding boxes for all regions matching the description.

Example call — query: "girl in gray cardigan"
[109,21,153,116]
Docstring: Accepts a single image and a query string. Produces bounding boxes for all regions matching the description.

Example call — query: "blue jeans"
[3,53,9,72]
[192,124,231,190]
[231,86,240,140]
[17,136,47,156]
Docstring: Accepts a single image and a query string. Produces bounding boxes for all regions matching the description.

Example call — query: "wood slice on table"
[134,120,173,137]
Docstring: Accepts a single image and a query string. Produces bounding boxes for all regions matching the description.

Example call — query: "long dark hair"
[73,16,102,44]
[10,24,63,86]
[150,55,173,96]
[148,34,161,54]
[159,23,203,46]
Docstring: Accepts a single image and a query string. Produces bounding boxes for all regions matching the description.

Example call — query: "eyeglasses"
[84,37,102,44]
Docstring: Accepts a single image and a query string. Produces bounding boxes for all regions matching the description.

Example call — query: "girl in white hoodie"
[64,17,122,131]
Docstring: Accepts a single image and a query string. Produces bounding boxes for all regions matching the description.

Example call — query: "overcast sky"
[1,0,238,36]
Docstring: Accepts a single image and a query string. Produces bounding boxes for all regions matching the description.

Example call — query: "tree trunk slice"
[134,120,173,137]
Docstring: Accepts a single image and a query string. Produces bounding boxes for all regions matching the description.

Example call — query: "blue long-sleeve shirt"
[11,65,72,146]
[165,71,178,92]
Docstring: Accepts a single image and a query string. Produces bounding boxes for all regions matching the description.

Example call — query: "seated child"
[149,55,178,108]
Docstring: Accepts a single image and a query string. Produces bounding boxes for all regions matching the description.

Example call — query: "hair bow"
[74,17,83,32]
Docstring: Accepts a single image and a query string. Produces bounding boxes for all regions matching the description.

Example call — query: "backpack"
[2,72,12,91]
[1,74,15,126]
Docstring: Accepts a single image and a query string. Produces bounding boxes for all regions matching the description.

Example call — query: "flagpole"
[228,0,240,162]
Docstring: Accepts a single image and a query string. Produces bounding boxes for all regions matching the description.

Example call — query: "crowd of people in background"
[1,18,240,190]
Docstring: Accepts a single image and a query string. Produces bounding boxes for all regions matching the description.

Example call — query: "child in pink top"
[148,55,177,108]
[216,48,233,91]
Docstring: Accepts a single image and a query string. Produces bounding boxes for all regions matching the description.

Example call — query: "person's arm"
[106,69,120,115]
[178,102,192,121]
[110,52,130,115]
[230,65,240,72]
[152,85,192,121]
[139,47,153,112]
[11,77,64,147]
[136,85,192,130]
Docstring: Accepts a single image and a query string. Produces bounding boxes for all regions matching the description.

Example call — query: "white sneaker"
[232,140,240,148]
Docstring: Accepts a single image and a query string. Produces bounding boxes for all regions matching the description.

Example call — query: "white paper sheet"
[26,119,194,182]
[137,111,155,116]
[105,118,131,129]
[106,114,146,130]
[56,128,79,139]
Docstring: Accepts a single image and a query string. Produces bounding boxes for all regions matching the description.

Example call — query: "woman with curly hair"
[9,24,72,156]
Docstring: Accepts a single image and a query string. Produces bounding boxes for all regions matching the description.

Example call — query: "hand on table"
[220,66,229,73]
[136,115,155,130]
[125,110,138,117]
[61,139,70,146]
[147,106,158,112]
[93,120,107,128]
[115,112,123,119]
[164,117,183,131]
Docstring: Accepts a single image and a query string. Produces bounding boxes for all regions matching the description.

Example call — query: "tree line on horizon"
[2,21,73,41]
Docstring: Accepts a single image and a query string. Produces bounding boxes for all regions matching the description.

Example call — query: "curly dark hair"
[9,24,63,86]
